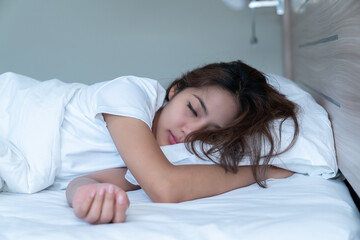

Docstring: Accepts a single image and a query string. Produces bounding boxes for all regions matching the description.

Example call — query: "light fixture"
[248,0,284,15]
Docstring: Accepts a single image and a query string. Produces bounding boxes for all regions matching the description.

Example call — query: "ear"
[168,85,178,100]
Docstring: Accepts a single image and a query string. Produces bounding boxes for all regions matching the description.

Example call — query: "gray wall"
[0,0,283,87]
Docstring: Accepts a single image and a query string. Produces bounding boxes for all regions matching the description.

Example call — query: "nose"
[182,119,208,137]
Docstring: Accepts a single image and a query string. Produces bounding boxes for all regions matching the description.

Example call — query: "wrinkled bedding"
[0,72,81,193]
[1,174,359,240]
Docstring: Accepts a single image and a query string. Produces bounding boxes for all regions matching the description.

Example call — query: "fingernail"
[108,185,114,194]
[117,195,125,204]
[99,188,105,196]
[90,191,96,198]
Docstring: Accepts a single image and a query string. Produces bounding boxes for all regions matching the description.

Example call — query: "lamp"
[248,0,284,15]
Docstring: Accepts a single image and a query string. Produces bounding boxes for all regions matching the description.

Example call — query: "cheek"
[168,104,187,121]
[161,100,192,129]
[170,112,186,127]
[159,106,181,128]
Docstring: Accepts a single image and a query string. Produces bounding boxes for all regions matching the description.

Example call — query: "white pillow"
[125,74,338,185]
[263,74,337,178]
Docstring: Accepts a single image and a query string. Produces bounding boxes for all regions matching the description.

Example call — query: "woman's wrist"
[66,177,99,207]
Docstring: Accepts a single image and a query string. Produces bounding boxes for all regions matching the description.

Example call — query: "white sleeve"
[90,76,166,129]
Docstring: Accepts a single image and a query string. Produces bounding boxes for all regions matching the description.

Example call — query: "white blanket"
[0,72,82,193]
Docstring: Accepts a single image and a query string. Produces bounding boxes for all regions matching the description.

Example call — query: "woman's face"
[153,85,239,146]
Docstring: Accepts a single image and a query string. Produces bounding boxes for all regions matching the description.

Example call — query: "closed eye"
[187,102,198,117]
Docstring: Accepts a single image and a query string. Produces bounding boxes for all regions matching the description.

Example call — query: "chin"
[158,139,170,147]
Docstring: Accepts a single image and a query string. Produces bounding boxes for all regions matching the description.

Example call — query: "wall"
[0,0,283,86]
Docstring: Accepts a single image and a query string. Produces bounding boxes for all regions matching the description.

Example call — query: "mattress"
[1,174,359,240]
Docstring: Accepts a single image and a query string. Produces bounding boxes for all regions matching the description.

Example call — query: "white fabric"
[0,72,81,193]
[1,174,359,240]
[264,74,337,176]
[125,74,338,185]
[55,76,165,189]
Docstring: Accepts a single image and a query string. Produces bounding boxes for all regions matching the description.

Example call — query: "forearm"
[166,165,292,203]
[156,165,255,203]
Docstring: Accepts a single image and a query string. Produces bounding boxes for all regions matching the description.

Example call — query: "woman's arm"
[103,114,293,203]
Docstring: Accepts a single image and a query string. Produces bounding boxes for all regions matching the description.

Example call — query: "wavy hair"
[166,60,299,187]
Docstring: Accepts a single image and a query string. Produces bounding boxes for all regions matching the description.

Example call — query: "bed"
[1,174,359,240]
[1,0,360,239]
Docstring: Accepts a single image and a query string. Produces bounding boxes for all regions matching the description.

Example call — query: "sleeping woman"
[63,60,299,224]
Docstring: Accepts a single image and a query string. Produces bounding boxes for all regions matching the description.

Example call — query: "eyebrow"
[193,94,222,129]
[193,94,207,114]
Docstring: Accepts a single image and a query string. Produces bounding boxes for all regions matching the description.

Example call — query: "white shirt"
[54,76,166,189]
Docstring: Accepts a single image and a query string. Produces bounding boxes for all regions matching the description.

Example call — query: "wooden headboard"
[283,0,360,197]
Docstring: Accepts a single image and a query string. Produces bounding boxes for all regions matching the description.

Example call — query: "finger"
[113,191,129,223]
[74,191,96,219]
[97,185,116,224]
[85,187,106,224]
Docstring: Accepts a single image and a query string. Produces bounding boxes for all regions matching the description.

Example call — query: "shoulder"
[104,75,164,91]
[85,76,167,128]
[91,76,165,101]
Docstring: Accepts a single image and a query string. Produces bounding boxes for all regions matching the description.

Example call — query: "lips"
[168,131,179,145]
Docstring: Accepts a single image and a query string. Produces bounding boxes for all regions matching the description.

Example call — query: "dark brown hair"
[166,60,299,187]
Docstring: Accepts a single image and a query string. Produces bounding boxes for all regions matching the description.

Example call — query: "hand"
[72,183,129,224]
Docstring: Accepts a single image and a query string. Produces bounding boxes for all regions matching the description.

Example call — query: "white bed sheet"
[1,174,359,240]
